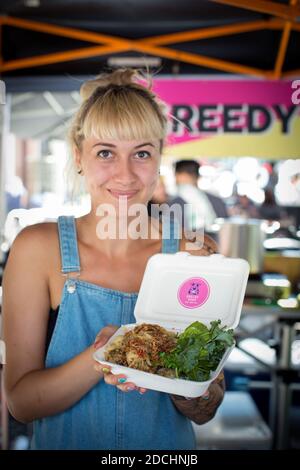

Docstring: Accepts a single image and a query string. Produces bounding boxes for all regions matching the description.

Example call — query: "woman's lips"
[108,189,139,199]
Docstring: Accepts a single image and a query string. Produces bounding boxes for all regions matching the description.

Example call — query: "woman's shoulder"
[9,221,59,261]
[14,221,57,245]
[3,222,60,286]
[179,232,218,257]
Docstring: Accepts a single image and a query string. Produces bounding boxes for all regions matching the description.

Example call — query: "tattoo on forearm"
[170,379,225,425]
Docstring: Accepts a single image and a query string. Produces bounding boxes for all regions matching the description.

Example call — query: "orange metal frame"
[0,0,298,78]
[212,0,300,21]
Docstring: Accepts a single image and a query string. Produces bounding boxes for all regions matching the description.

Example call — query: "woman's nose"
[114,161,136,185]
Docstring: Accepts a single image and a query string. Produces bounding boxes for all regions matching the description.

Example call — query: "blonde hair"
[69,69,168,149]
[66,69,168,199]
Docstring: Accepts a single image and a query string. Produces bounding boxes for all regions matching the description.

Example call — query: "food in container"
[104,320,235,382]
[94,253,249,397]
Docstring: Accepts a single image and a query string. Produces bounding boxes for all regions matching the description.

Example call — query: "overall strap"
[57,216,81,274]
[161,216,180,254]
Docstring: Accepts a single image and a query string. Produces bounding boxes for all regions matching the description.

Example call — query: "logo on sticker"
[178,277,210,309]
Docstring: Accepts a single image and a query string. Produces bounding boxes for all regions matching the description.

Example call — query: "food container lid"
[134,252,249,330]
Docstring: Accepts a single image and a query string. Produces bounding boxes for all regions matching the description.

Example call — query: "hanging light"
[107,56,162,68]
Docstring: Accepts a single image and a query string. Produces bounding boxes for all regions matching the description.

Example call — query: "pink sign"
[152,79,300,147]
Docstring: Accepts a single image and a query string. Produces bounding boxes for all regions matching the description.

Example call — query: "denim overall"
[31,216,196,450]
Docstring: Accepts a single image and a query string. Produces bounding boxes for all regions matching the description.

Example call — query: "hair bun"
[80,69,147,101]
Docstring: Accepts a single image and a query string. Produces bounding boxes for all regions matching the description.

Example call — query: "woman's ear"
[74,146,82,169]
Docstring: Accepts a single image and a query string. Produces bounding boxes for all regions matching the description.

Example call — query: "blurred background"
[0,0,300,451]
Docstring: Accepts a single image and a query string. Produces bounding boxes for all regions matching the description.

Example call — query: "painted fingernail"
[126,386,135,391]
[102,368,110,374]
[118,378,127,384]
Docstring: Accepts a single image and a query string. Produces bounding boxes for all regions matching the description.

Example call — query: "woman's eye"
[135,151,150,159]
[97,150,112,159]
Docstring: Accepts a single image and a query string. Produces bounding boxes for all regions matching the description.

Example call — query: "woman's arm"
[170,373,225,425]
[2,224,101,423]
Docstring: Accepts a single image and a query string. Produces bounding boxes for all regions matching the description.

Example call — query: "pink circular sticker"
[177,277,210,309]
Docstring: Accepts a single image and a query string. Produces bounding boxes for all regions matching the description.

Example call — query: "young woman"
[2,69,224,450]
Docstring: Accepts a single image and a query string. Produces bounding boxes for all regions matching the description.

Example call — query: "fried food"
[104,320,234,382]
[104,323,177,373]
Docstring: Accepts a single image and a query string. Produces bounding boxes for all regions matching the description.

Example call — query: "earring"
[77,168,83,175]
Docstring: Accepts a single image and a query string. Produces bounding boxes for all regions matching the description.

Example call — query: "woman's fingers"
[106,372,147,394]
[94,364,147,394]
[212,371,224,385]
[104,372,137,392]
[93,328,149,395]
[94,364,135,391]
[94,362,111,373]
[94,325,119,349]
[201,390,210,400]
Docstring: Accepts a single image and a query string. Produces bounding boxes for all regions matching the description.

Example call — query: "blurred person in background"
[290,172,300,203]
[5,176,28,213]
[174,159,228,231]
[230,193,260,219]
[258,188,286,221]
[147,175,187,226]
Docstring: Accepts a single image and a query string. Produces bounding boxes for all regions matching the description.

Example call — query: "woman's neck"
[76,210,161,259]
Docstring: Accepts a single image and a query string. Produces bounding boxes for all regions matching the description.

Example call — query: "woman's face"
[75,137,161,210]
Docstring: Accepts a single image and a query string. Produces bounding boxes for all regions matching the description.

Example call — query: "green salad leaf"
[159,320,235,382]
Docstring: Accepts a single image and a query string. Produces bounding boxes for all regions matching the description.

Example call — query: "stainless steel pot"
[216,218,265,274]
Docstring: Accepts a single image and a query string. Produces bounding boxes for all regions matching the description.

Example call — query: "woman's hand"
[93,325,147,395]
[170,371,225,425]
[200,370,225,400]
